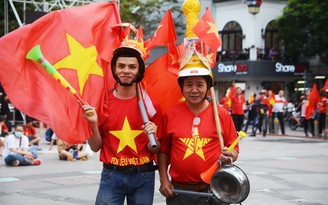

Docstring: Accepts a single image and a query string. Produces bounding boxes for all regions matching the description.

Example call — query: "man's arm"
[158,152,174,198]
[82,105,102,152]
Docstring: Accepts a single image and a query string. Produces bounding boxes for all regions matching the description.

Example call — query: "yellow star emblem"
[53,33,104,95]
[169,52,179,65]
[154,24,163,38]
[206,21,220,40]
[110,117,143,153]
[179,127,212,160]
[205,52,215,65]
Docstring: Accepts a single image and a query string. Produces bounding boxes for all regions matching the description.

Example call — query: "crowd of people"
[222,87,327,138]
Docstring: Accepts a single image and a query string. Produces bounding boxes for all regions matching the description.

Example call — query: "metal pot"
[210,164,250,204]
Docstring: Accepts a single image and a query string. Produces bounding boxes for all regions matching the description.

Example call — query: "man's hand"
[82,104,97,123]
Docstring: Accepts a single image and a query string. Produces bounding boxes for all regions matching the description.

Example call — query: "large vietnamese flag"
[0,2,121,144]
[305,83,320,120]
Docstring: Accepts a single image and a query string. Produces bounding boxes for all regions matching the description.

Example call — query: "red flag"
[147,10,177,50]
[0,2,121,144]
[193,8,222,51]
[143,52,183,113]
[322,79,328,91]
[228,86,236,100]
[193,8,222,67]
[305,84,320,119]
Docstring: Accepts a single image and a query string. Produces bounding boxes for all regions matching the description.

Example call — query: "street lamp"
[246,0,262,15]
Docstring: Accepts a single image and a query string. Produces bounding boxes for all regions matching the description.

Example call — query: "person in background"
[244,92,256,133]
[24,116,41,148]
[3,124,41,166]
[318,90,327,137]
[251,90,270,137]
[57,138,88,161]
[301,89,314,137]
[267,90,275,133]
[273,90,287,135]
[231,87,245,132]
[0,83,12,132]
[0,115,9,156]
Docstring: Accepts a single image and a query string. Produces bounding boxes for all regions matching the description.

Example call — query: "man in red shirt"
[82,26,163,205]
[231,87,245,132]
[251,90,270,137]
[158,49,239,204]
[24,116,41,147]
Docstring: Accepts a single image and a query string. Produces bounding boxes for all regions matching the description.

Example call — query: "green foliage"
[276,0,328,61]
[119,0,184,39]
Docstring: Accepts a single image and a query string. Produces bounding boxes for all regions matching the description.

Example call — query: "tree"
[1,0,184,39]
[276,0,328,61]
[119,0,184,39]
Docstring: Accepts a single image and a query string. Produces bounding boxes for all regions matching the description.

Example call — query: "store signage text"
[218,63,248,74]
[275,62,295,73]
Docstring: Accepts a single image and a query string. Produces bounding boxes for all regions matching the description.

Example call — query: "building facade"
[209,0,311,103]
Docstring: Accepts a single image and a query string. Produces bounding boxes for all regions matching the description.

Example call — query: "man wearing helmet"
[158,53,239,205]
[82,33,163,205]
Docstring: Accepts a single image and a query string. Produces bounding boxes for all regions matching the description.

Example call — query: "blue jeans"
[95,168,155,205]
[4,149,38,166]
[255,113,267,134]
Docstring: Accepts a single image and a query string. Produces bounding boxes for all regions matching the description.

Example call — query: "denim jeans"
[95,168,155,205]
[4,149,38,166]
[254,113,267,134]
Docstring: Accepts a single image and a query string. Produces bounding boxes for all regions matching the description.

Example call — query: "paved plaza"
[1,127,328,205]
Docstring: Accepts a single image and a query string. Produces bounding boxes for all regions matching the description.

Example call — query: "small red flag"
[305,84,320,119]
[147,10,177,50]
[193,8,222,51]
[0,2,121,144]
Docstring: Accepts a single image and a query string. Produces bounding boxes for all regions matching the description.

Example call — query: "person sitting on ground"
[0,115,9,156]
[57,138,88,161]
[24,116,41,148]
[48,131,58,151]
[3,124,41,166]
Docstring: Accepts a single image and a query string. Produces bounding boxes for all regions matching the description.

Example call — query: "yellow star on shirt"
[53,33,104,95]
[110,117,143,153]
[179,127,212,160]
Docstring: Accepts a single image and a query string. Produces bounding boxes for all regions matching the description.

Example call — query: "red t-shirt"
[23,125,37,137]
[231,95,245,115]
[161,102,239,183]
[98,91,163,166]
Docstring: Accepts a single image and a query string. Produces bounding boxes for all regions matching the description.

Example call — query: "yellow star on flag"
[110,117,143,153]
[53,33,104,95]
[169,52,179,65]
[179,127,212,160]
[205,52,215,64]
[206,21,220,40]
[154,24,163,38]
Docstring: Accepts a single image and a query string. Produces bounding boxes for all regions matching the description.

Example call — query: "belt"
[103,162,158,174]
[172,180,210,192]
